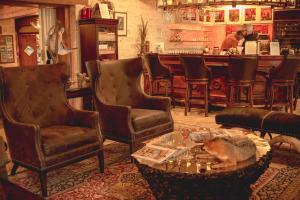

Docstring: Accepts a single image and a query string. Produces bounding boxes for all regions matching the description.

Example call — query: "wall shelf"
[158,1,294,9]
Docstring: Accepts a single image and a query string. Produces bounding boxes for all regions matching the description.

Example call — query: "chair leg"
[129,142,136,163]
[226,85,231,107]
[205,84,208,117]
[184,82,189,116]
[171,78,175,108]
[250,85,254,108]
[10,163,19,175]
[98,150,105,173]
[156,81,160,95]
[149,80,153,96]
[265,84,269,109]
[39,171,47,197]
[290,85,294,114]
[189,84,192,112]
[294,82,298,111]
[270,85,275,111]
[165,81,168,97]
[229,86,234,107]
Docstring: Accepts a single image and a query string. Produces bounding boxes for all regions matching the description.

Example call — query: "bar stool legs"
[205,84,208,117]
[227,84,254,108]
[184,82,190,116]
[184,82,209,117]
[269,84,294,113]
[149,79,175,108]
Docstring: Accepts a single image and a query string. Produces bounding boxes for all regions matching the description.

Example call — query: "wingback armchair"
[0,63,104,197]
[86,58,174,155]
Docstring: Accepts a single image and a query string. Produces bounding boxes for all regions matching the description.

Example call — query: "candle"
[196,163,201,173]
[206,162,212,171]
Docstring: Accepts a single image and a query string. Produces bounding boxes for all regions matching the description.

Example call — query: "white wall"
[75,0,164,67]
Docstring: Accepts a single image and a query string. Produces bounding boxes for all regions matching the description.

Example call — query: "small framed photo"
[214,10,225,23]
[198,9,205,22]
[244,8,257,22]
[261,7,272,21]
[181,8,197,22]
[204,10,212,24]
[114,12,127,36]
[228,9,240,23]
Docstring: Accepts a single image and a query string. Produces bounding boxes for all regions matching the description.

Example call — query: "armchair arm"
[141,94,171,111]
[2,114,43,168]
[67,108,99,129]
[94,98,134,139]
[66,108,103,143]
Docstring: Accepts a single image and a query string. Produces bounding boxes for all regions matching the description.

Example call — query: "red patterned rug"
[6,141,300,200]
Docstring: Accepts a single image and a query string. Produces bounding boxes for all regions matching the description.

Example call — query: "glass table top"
[133,127,271,175]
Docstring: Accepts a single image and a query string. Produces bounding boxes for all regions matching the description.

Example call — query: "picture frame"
[244,8,257,23]
[260,7,273,21]
[228,9,241,24]
[214,10,225,23]
[0,35,14,64]
[181,8,197,22]
[114,12,127,36]
[204,10,213,24]
[198,9,205,22]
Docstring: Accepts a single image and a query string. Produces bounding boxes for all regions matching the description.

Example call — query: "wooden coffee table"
[134,128,272,199]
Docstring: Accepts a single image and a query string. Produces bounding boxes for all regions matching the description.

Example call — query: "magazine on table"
[132,145,177,164]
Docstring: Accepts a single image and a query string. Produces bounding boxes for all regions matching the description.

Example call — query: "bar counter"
[144,54,289,106]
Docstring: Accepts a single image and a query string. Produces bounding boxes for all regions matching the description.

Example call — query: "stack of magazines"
[132,139,188,164]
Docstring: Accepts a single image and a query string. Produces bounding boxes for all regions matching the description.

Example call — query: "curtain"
[39,6,56,64]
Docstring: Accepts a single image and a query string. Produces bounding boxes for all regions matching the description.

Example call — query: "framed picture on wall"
[214,10,225,23]
[198,9,205,22]
[0,35,14,63]
[244,8,257,22]
[181,8,197,22]
[204,10,212,24]
[228,9,240,23]
[114,12,127,36]
[261,7,272,21]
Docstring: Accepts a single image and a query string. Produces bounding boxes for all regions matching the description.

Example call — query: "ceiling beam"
[0,0,88,6]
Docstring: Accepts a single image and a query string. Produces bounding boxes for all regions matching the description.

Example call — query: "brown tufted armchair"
[86,58,174,157]
[0,63,104,197]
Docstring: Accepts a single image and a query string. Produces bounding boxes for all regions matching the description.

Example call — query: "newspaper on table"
[132,145,177,164]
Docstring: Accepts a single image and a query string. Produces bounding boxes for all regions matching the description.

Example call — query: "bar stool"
[180,55,210,117]
[227,56,258,108]
[266,56,300,113]
[144,53,175,107]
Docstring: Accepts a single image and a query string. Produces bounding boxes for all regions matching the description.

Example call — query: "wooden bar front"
[144,54,285,106]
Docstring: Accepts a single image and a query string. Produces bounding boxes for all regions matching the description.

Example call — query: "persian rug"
[6,141,300,200]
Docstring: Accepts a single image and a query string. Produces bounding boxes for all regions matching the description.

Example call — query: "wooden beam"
[0,0,88,6]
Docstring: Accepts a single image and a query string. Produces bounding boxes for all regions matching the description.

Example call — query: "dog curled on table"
[203,131,257,169]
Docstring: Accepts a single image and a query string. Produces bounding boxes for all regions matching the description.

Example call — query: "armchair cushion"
[131,109,170,132]
[41,126,98,156]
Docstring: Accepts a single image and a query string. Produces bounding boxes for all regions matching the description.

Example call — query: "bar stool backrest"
[179,55,210,81]
[144,53,171,79]
[228,56,258,82]
[270,56,300,81]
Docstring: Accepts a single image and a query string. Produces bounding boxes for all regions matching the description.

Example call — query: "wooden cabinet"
[79,18,118,73]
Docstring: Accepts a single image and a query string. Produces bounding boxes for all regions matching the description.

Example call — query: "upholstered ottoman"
[215,108,300,140]
[262,112,300,140]
[215,108,271,130]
